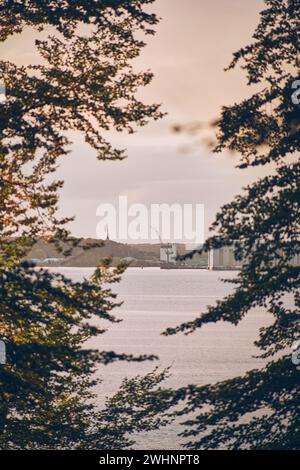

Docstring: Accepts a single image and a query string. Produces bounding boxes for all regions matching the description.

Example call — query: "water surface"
[52,267,271,449]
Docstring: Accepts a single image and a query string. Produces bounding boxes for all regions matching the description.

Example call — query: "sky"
[1,0,267,241]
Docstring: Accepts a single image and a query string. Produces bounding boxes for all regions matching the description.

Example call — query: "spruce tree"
[164,0,300,450]
[0,0,166,449]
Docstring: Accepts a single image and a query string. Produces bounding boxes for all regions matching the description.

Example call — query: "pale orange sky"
[1,0,268,239]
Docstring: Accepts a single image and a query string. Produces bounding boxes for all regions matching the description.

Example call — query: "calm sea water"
[52,267,271,449]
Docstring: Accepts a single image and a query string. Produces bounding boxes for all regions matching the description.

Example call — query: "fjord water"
[53,267,271,449]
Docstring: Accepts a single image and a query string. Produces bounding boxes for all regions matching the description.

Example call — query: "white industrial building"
[160,243,299,270]
[208,247,241,270]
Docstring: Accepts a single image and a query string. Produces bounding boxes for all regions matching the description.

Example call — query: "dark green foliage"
[0,1,158,41]
[0,263,165,449]
[164,0,300,449]
[167,358,299,450]
[0,0,167,449]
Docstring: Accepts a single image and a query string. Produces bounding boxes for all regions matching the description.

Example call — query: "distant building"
[28,258,65,266]
[121,256,136,264]
[208,247,300,270]
[44,258,65,265]
[160,243,177,264]
[209,247,241,270]
[289,253,300,266]
[29,258,43,265]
